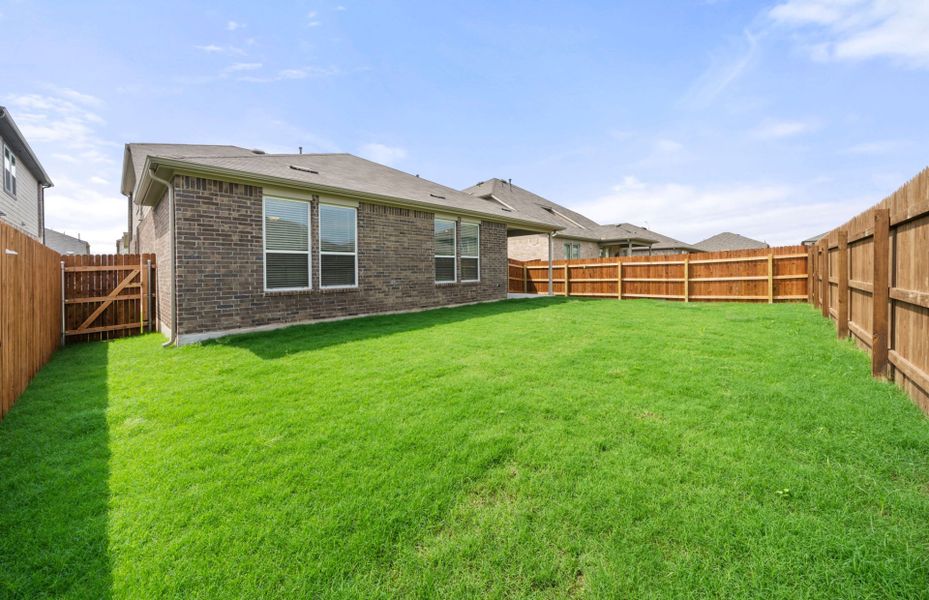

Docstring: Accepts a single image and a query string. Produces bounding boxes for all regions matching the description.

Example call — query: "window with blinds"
[319,203,357,287]
[460,221,480,281]
[3,145,16,197]
[435,217,456,283]
[263,197,310,290]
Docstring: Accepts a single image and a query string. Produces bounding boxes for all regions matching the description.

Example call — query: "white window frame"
[564,241,580,259]
[3,144,16,197]
[318,202,359,289]
[434,217,457,284]
[262,195,312,292]
[460,220,480,282]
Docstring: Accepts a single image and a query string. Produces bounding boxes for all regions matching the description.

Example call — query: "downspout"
[147,168,178,347]
[547,232,554,296]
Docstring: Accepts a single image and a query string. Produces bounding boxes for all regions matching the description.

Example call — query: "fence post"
[872,209,890,378]
[60,260,66,346]
[522,265,528,294]
[684,256,690,303]
[820,244,829,318]
[807,246,814,304]
[837,230,849,339]
[617,261,623,300]
[146,258,153,332]
[140,254,146,334]
[564,263,570,297]
[767,250,774,304]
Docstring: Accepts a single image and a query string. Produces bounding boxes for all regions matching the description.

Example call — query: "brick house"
[119,145,558,345]
[463,178,701,259]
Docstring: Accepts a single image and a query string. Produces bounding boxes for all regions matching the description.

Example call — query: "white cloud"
[307,10,321,27]
[3,90,123,252]
[752,118,820,139]
[195,44,245,55]
[844,140,905,155]
[236,65,338,82]
[358,143,407,166]
[226,20,244,31]
[40,85,104,108]
[573,176,872,246]
[769,0,929,68]
[224,62,263,73]
[681,29,759,107]
[44,175,126,254]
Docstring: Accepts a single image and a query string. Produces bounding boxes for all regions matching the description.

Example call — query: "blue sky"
[2,0,928,252]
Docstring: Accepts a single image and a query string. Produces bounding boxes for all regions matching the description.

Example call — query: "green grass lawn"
[1,299,928,599]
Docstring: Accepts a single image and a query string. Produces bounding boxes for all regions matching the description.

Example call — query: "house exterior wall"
[0,132,41,239]
[137,190,174,336]
[164,175,507,340]
[44,229,90,255]
[508,233,600,261]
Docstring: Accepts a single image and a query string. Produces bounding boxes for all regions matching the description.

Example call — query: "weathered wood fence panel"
[63,254,156,343]
[811,167,929,414]
[0,220,62,420]
[509,246,808,303]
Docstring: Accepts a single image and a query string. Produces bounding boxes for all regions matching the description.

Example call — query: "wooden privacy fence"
[811,167,929,414]
[509,246,809,302]
[0,220,61,420]
[63,254,156,343]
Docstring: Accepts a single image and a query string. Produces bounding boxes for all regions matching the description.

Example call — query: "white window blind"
[264,197,310,290]
[435,217,456,283]
[460,222,480,281]
[319,203,357,287]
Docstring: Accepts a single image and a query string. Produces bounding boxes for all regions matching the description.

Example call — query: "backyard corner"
[1,298,928,599]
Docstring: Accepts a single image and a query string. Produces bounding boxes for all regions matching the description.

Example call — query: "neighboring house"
[45,228,90,255]
[801,232,826,246]
[119,144,559,345]
[0,107,53,240]
[606,222,702,256]
[463,179,697,260]
[693,232,769,252]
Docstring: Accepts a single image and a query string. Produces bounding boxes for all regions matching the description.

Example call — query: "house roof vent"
[289,164,319,174]
[250,148,266,155]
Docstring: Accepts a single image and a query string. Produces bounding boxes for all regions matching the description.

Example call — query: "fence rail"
[0,221,62,420]
[509,246,809,303]
[811,167,929,414]
[63,254,156,343]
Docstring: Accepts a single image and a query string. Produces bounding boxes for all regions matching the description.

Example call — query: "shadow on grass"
[0,342,111,599]
[215,297,569,360]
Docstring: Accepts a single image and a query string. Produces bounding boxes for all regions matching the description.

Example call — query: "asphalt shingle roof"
[693,232,769,252]
[125,146,559,228]
[463,179,699,247]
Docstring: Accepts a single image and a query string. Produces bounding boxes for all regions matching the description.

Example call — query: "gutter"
[147,167,178,347]
[137,156,563,235]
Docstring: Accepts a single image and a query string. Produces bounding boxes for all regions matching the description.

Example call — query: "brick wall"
[508,234,601,261]
[170,175,508,338]
[136,191,173,335]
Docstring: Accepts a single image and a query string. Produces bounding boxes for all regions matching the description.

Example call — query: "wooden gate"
[63,254,156,343]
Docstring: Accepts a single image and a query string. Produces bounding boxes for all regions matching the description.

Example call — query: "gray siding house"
[120,145,558,345]
[45,228,91,255]
[0,107,52,240]
[463,179,698,260]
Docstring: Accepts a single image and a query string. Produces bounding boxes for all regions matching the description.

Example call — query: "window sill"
[263,288,314,297]
[263,286,361,297]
